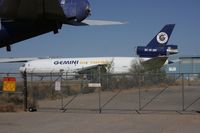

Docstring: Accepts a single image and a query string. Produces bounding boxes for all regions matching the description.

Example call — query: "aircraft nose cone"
[19,65,26,73]
[19,67,24,72]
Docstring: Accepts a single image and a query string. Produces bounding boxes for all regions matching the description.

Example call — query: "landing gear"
[53,23,62,34]
[28,106,37,112]
[6,45,11,52]
[53,29,58,34]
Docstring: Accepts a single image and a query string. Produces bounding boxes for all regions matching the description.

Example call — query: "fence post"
[138,73,141,111]
[181,73,185,111]
[23,70,28,112]
[98,66,101,114]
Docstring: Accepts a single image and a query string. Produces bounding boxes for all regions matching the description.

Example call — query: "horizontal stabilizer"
[141,57,168,71]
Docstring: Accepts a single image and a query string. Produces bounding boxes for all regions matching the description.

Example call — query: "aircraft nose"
[19,67,25,73]
[19,64,26,73]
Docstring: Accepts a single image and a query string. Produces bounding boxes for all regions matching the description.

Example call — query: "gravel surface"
[0,112,200,133]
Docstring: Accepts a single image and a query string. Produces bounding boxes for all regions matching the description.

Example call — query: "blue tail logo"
[147,24,175,48]
[136,24,178,57]
[157,32,168,44]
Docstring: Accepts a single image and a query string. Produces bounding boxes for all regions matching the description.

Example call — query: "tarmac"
[0,112,200,133]
[1,86,200,133]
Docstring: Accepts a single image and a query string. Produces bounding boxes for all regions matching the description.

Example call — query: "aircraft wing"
[0,57,41,63]
[141,57,168,71]
[66,19,126,26]
[75,64,107,74]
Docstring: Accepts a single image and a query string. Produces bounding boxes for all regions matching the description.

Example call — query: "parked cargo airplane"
[18,24,178,75]
[0,0,124,51]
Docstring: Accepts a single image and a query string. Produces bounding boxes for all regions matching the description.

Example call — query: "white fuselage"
[19,57,150,74]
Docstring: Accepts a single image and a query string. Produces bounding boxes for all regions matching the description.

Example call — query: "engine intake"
[61,0,91,22]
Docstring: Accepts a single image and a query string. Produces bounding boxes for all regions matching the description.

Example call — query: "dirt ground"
[1,85,200,133]
[0,112,200,133]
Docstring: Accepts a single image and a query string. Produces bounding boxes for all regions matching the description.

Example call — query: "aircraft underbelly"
[0,21,60,48]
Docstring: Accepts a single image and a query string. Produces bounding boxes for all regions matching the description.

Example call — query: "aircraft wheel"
[28,107,37,112]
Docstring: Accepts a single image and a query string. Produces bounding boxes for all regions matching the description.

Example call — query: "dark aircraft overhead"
[0,0,123,51]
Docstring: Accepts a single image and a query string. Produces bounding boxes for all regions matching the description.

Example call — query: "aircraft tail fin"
[146,24,175,48]
[136,24,178,58]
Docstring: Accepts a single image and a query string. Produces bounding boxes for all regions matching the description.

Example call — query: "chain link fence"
[1,72,200,113]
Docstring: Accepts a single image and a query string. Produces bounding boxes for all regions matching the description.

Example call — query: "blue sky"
[0,0,200,72]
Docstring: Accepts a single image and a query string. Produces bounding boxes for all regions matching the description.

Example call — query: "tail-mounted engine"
[136,45,178,58]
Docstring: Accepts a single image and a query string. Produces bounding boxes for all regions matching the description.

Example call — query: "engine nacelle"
[136,45,178,57]
[61,0,91,22]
